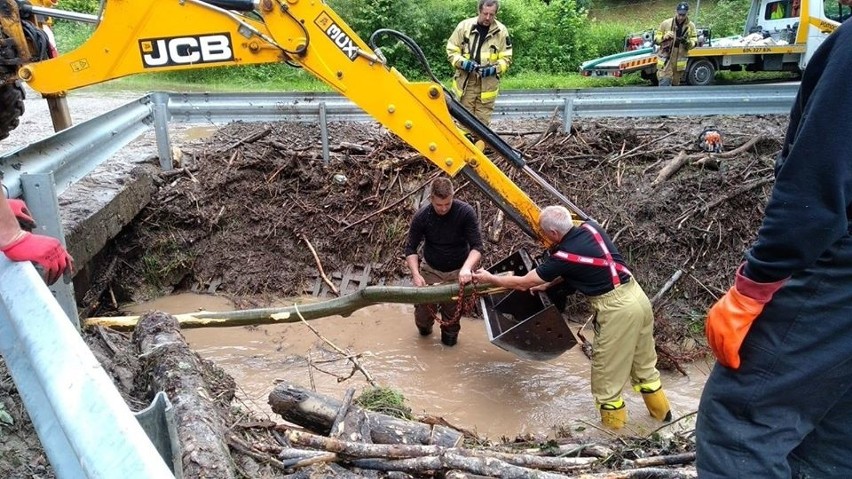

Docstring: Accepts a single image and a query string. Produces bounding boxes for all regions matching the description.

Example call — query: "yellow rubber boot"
[599,401,627,430]
[641,387,672,422]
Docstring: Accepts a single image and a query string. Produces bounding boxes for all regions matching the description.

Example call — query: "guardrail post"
[319,102,330,164]
[152,92,174,171]
[563,97,575,135]
[135,391,183,478]
[20,172,79,329]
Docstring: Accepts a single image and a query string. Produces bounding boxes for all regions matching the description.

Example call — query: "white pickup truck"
[580,0,847,85]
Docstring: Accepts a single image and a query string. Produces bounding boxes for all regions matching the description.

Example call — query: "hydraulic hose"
[368,28,590,221]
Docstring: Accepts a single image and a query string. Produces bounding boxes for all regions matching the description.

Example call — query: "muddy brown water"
[126,293,710,440]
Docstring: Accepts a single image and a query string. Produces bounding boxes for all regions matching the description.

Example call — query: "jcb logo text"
[140,33,234,68]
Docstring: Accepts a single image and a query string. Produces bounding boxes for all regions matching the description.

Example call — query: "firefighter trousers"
[696,235,852,478]
[459,74,497,128]
[587,279,660,406]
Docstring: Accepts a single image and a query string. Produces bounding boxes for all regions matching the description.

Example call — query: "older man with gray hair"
[473,205,669,430]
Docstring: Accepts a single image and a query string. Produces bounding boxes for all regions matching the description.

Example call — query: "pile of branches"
[106,115,788,364]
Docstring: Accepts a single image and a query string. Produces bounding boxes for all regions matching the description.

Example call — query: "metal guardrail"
[0,83,799,477]
[165,84,798,128]
[0,257,175,479]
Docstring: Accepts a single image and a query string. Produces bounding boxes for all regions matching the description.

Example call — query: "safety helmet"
[676,2,689,14]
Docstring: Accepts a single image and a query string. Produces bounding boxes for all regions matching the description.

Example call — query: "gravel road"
[0,86,209,240]
[2,86,147,153]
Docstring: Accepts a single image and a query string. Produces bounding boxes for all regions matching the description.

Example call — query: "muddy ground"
[1,112,789,478]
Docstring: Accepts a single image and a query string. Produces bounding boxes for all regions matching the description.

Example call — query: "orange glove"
[705,264,786,369]
[1,232,74,285]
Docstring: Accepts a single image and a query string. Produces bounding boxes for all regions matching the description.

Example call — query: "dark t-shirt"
[403,199,484,272]
[535,221,631,297]
[474,23,490,64]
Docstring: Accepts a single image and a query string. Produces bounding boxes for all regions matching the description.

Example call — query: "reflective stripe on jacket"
[446,17,512,100]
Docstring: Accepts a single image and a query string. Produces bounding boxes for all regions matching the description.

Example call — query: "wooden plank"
[339,264,354,295]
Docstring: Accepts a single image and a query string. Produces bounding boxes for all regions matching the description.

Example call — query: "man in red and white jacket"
[473,205,670,430]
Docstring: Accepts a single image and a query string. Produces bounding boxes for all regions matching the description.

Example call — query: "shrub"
[696,0,751,38]
[57,0,101,14]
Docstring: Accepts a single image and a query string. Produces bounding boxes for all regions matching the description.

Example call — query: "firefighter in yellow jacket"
[654,2,697,86]
[446,0,512,128]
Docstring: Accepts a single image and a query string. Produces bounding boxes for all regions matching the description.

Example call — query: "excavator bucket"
[479,249,578,361]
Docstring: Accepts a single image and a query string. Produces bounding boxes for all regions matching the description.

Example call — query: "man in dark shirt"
[697,11,852,477]
[404,177,484,346]
[472,205,670,429]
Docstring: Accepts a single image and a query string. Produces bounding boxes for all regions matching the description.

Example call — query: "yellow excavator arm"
[15,0,588,244]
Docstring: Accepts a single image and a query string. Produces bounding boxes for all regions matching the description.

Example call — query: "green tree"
[698,0,751,38]
[500,0,590,73]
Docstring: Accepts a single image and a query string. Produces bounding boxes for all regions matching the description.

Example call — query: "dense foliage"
[328,0,595,79]
[50,0,757,87]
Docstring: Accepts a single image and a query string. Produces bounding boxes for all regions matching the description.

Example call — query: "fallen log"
[215,126,271,154]
[334,141,374,154]
[446,472,493,479]
[284,462,371,478]
[714,135,767,158]
[329,387,373,443]
[503,443,614,459]
[348,453,573,478]
[488,209,505,244]
[287,430,598,473]
[134,311,236,478]
[574,466,697,478]
[626,452,695,468]
[269,382,463,448]
[86,283,506,331]
[650,269,684,305]
[652,151,689,186]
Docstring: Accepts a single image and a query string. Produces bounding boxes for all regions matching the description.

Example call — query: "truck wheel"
[0,81,25,141]
[686,59,715,86]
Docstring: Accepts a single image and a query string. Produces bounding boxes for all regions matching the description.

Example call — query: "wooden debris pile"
[102,115,790,365]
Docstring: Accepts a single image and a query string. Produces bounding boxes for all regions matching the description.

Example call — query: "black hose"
[368,28,442,85]
[367,28,525,168]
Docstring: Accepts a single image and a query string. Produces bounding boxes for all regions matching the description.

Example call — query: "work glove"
[460,60,478,72]
[7,198,36,231]
[663,31,675,40]
[705,263,786,370]
[1,232,74,285]
[479,65,498,77]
